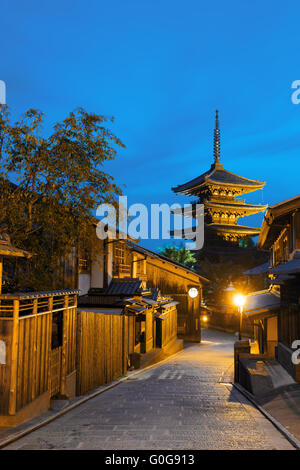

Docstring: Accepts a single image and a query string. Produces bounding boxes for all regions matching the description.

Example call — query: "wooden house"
[75,229,209,342]
[78,276,180,371]
[126,241,209,342]
[244,195,300,381]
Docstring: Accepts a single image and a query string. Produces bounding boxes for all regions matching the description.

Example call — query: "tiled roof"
[243,262,270,275]
[105,278,143,296]
[126,241,210,283]
[244,288,280,317]
[172,163,265,195]
[0,234,31,258]
[0,289,80,300]
[206,224,261,234]
[269,258,300,275]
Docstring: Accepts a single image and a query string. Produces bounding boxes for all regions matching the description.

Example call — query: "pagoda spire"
[214,109,221,164]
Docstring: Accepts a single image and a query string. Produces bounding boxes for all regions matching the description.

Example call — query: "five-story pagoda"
[171,111,267,259]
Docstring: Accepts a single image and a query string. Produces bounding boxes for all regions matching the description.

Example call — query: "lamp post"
[188,286,200,341]
[234,294,246,341]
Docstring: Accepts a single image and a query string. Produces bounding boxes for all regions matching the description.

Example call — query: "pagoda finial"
[214,109,221,164]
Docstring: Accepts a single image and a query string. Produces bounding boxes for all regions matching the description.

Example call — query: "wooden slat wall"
[66,306,77,375]
[16,313,51,411]
[0,293,78,418]
[161,307,177,348]
[146,260,201,339]
[145,310,154,352]
[0,320,13,415]
[127,316,135,355]
[76,311,127,396]
[50,346,62,396]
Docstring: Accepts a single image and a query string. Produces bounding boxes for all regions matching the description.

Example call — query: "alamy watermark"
[0,80,6,104]
[291,80,300,104]
[291,340,300,365]
[95,196,204,250]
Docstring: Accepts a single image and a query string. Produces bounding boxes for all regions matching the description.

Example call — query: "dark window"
[135,319,142,346]
[52,312,63,349]
[78,258,90,274]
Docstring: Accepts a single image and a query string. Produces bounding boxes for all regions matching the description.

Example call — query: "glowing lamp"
[234,294,245,308]
[188,287,198,298]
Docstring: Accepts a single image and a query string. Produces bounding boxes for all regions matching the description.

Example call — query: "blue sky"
[1,0,300,250]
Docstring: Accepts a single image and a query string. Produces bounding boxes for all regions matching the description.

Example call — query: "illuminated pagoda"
[171,111,267,258]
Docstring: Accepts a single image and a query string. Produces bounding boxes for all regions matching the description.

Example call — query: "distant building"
[171,110,267,261]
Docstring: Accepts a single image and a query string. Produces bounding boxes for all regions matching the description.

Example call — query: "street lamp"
[188,287,198,298]
[234,294,246,341]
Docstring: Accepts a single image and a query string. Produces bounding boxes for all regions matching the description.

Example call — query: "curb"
[0,347,184,450]
[233,382,300,450]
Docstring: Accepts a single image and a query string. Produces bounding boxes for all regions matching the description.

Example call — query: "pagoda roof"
[171,223,261,238]
[205,200,267,213]
[172,162,266,196]
[206,223,261,236]
[172,200,267,217]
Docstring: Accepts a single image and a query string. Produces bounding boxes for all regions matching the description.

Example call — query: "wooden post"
[0,257,3,295]
[75,308,82,396]
[122,310,128,375]
[31,298,38,401]
[60,294,69,397]
[9,299,19,415]
[47,296,53,392]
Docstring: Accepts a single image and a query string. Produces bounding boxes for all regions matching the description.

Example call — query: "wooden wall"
[0,294,77,419]
[146,258,202,341]
[0,319,13,415]
[160,306,177,348]
[76,311,126,396]
[16,312,51,412]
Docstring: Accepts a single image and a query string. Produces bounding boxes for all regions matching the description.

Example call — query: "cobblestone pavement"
[4,329,293,450]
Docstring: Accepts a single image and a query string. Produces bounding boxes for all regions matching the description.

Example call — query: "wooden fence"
[0,291,179,426]
[0,290,78,425]
[76,310,127,396]
[157,305,178,348]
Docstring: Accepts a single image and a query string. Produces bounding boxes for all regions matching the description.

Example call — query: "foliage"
[0,105,124,290]
[157,243,197,267]
[199,251,268,306]
[239,237,255,248]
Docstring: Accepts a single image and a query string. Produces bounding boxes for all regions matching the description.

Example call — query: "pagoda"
[171,111,267,257]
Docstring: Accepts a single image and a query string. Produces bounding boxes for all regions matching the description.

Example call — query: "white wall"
[78,273,91,296]
[91,254,104,289]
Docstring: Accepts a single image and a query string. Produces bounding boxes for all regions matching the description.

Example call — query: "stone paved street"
[4,329,293,450]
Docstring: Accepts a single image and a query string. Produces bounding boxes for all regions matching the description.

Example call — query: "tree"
[239,237,255,248]
[0,105,124,290]
[158,243,196,267]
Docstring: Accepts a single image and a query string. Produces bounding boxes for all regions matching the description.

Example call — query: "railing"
[0,290,78,319]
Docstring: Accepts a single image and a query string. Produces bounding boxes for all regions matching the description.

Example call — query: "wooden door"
[50,346,62,397]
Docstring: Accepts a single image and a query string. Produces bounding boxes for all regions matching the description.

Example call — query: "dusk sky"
[2,0,300,250]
